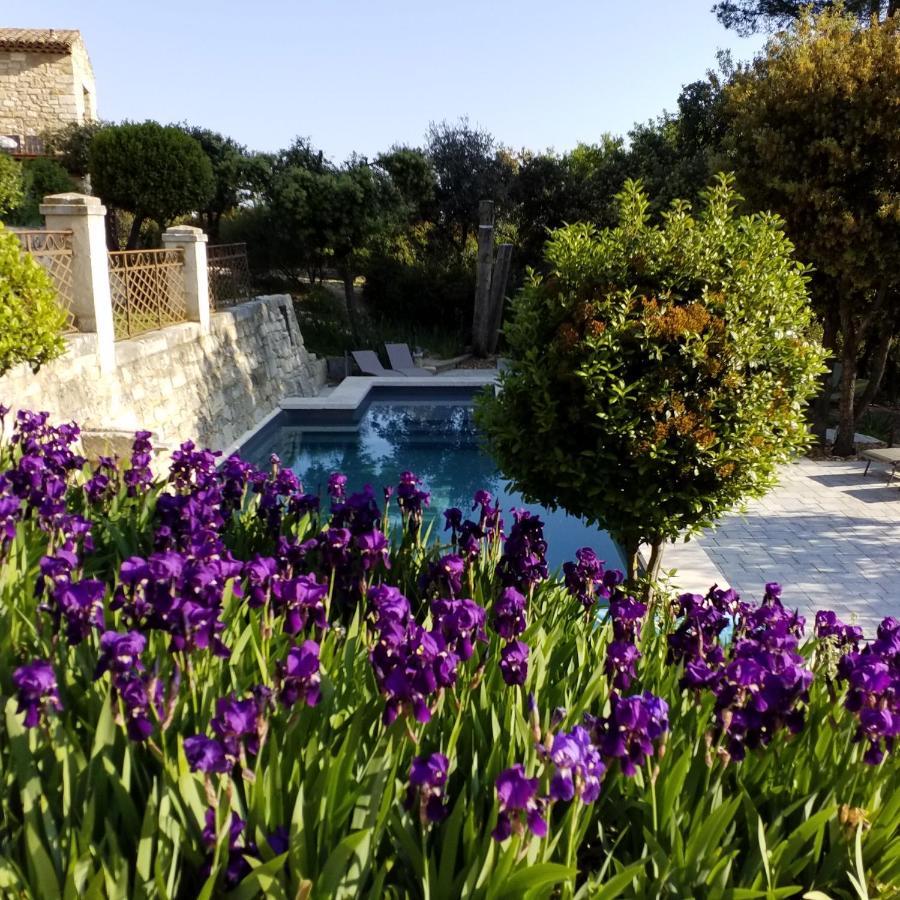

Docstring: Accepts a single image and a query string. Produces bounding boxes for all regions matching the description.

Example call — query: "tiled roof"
[0,28,81,53]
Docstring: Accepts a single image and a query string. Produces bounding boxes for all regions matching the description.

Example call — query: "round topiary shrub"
[0,223,67,375]
[476,175,826,578]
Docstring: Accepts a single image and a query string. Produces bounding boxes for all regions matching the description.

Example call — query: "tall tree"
[724,9,900,454]
[713,0,899,34]
[89,122,215,249]
[375,146,436,222]
[426,118,511,253]
[180,126,255,239]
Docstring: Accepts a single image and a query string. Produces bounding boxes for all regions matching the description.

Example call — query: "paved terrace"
[668,457,900,635]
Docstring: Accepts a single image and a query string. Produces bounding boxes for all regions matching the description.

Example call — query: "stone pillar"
[39,192,116,374]
[162,225,210,333]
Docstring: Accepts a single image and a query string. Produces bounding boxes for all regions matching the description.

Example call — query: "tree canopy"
[713,0,899,34]
[89,121,215,248]
[724,8,900,452]
[476,177,825,579]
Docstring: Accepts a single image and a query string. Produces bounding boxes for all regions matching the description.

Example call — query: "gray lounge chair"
[385,343,434,376]
[861,447,900,484]
[351,350,392,377]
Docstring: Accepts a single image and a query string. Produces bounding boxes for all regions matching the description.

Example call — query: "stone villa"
[0,28,96,157]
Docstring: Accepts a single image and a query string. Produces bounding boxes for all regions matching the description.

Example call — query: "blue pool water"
[240,387,623,572]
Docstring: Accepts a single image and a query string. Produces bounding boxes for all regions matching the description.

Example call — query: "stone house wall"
[0,295,326,454]
[0,34,96,143]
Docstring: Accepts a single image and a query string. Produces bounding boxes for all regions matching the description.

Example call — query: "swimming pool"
[240,386,623,571]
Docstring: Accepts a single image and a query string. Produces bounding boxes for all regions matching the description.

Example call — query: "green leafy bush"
[0,153,24,216]
[0,224,66,375]
[477,176,826,577]
[4,157,76,226]
[362,243,475,334]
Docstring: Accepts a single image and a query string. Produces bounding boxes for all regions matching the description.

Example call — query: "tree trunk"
[645,540,665,584]
[811,307,839,444]
[833,303,859,456]
[125,214,145,251]
[854,327,894,426]
[341,268,359,342]
[624,535,641,585]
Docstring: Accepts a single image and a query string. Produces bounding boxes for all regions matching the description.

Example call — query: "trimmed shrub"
[477,176,826,577]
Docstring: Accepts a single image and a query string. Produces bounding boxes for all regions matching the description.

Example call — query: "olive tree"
[476,176,825,582]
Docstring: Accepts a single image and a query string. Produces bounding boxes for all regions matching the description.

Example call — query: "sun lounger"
[861,447,900,484]
[385,343,434,376]
[351,350,392,377]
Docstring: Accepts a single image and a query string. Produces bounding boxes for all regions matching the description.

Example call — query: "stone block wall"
[0,37,96,140]
[0,295,326,453]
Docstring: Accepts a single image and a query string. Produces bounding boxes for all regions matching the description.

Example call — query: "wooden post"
[472,200,495,357]
[486,243,513,355]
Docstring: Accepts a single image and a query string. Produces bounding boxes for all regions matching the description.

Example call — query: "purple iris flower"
[370,620,454,725]
[587,691,669,776]
[184,735,230,773]
[492,586,527,639]
[356,529,391,572]
[406,752,450,823]
[368,583,411,628]
[836,615,899,764]
[278,641,321,708]
[430,598,487,660]
[497,511,548,591]
[271,574,328,635]
[201,808,255,885]
[815,610,864,648]
[492,764,547,841]
[562,547,610,608]
[443,507,463,535]
[328,473,347,504]
[94,630,146,679]
[211,694,263,760]
[53,579,106,645]
[242,555,277,608]
[12,659,62,727]
[124,430,154,497]
[499,640,529,687]
[605,640,641,691]
[544,725,606,804]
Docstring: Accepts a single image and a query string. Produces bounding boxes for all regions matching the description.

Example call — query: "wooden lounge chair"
[351,350,393,377]
[861,447,900,484]
[385,343,434,376]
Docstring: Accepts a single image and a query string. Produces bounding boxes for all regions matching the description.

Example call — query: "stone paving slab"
[667,458,900,635]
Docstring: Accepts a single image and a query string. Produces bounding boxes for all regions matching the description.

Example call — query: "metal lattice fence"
[207,242,253,310]
[11,228,77,332]
[108,248,187,340]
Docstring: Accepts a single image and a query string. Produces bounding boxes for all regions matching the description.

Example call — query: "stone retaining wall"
[0,295,325,452]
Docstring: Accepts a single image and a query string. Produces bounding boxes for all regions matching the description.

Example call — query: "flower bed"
[0,407,897,898]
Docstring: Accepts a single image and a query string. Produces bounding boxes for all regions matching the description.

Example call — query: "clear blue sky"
[17,0,767,162]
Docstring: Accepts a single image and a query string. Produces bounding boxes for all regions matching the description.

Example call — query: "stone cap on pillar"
[39,192,106,217]
[162,225,208,244]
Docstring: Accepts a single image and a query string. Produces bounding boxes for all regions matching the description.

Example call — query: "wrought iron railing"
[207,242,253,310]
[108,248,187,340]
[10,228,77,332]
